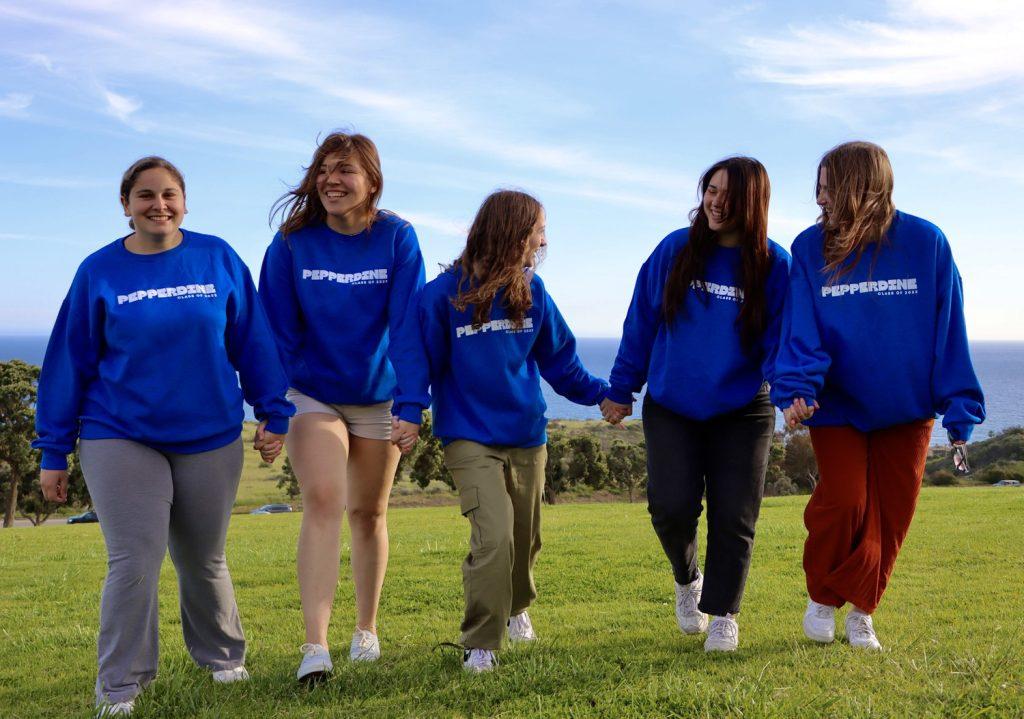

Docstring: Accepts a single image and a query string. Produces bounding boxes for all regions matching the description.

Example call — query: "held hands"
[783,398,820,428]
[40,469,69,504]
[600,397,633,426]
[254,420,286,464]
[390,417,420,455]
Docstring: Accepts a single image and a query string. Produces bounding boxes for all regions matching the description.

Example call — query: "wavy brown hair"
[271,132,383,236]
[120,156,186,230]
[451,190,542,329]
[663,156,772,349]
[817,141,896,281]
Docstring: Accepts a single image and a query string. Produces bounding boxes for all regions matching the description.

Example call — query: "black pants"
[642,389,775,616]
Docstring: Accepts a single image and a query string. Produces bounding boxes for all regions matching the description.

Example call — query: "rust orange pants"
[804,419,933,614]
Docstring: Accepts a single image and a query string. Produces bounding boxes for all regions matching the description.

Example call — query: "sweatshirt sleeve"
[225,250,295,435]
[415,283,450,404]
[607,238,671,404]
[931,235,985,442]
[532,282,609,406]
[388,223,430,424]
[32,267,103,471]
[760,248,792,385]
[770,245,831,408]
[257,234,305,381]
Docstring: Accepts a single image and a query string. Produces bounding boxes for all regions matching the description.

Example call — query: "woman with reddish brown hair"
[258,132,428,680]
[604,156,791,652]
[773,141,984,650]
[412,189,609,672]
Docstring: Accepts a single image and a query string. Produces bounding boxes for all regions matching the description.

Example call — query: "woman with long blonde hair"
[772,141,984,650]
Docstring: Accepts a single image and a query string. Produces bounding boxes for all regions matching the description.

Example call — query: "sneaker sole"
[803,625,835,643]
[297,669,331,684]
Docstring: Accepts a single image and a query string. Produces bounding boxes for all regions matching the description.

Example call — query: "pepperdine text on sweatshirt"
[607,228,792,420]
[33,229,294,471]
[258,212,429,424]
[414,268,609,447]
[770,211,985,441]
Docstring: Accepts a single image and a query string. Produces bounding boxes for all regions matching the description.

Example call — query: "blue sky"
[2,0,1021,339]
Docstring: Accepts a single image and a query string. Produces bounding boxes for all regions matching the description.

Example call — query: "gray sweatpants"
[79,437,246,705]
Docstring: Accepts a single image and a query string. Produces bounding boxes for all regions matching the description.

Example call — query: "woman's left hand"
[254,420,285,463]
[391,417,420,455]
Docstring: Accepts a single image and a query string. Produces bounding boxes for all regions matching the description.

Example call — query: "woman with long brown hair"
[259,132,428,680]
[773,141,984,650]
[413,189,609,672]
[604,156,791,652]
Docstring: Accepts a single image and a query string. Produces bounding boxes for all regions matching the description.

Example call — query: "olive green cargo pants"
[443,440,547,650]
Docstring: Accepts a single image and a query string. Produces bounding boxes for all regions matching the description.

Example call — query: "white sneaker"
[845,610,883,651]
[704,615,739,652]
[803,599,836,643]
[674,572,708,634]
[211,666,250,683]
[463,648,497,673]
[349,628,381,662]
[96,700,135,717]
[507,611,537,643]
[296,643,333,682]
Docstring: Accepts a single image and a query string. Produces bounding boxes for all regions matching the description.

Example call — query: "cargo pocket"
[459,487,488,551]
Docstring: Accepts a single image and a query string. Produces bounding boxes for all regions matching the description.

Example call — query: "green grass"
[2,488,1022,718]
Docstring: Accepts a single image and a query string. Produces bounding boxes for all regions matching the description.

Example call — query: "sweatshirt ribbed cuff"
[945,422,973,443]
[264,415,290,436]
[394,403,425,425]
[40,450,69,471]
[605,386,634,405]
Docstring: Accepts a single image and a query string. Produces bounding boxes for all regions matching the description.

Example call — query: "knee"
[807,492,866,527]
[302,484,345,519]
[649,496,702,529]
[348,505,386,537]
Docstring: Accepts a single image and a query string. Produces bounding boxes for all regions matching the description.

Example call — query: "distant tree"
[568,435,609,489]
[927,469,958,487]
[543,434,573,504]
[276,457,300,501]
[607,439,646,502]
[764,433,799,496]
[782,426,818,493]
[1,361,41,527]
[407,412,452,489]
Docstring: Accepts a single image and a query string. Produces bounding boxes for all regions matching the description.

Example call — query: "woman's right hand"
[784,398,819,428]
[40,469,69,503]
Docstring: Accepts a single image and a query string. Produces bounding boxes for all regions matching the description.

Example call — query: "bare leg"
[346,435,400,633]
[289,413,350,648]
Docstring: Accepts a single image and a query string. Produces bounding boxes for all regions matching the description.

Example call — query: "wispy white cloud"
[2,0,693,209]
[0,91,31,115]
[101,87,141,125]
[739,1,1024,95]
[400,212,468,238]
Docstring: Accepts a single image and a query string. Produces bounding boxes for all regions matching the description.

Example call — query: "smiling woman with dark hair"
[604,156,791,652]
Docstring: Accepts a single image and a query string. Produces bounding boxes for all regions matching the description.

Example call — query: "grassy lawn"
[1,488,1021,718]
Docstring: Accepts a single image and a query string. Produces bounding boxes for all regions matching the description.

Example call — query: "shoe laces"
[509,612,533,634]
[811,602,834,619]
[300,643,326,656]
[847,612,874,636]
[465,648,496,669]
[354,629,377,650]
[708,617,738,641]
[675,577,701,614]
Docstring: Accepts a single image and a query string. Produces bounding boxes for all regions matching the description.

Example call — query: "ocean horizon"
[4,336,1020,446]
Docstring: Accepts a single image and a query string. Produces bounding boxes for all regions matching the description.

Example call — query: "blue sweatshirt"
[415,268,609,447]
[33,230,294,471]
[608,228,792,420]
[771,211,985,441]
[258,212,428,423]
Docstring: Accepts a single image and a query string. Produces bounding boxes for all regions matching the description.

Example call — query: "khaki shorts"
[286,388,394,441]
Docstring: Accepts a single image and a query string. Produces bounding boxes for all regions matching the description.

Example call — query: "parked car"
[250,503,293,515]
[67,510,98,524]
[992,479,1021,487]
